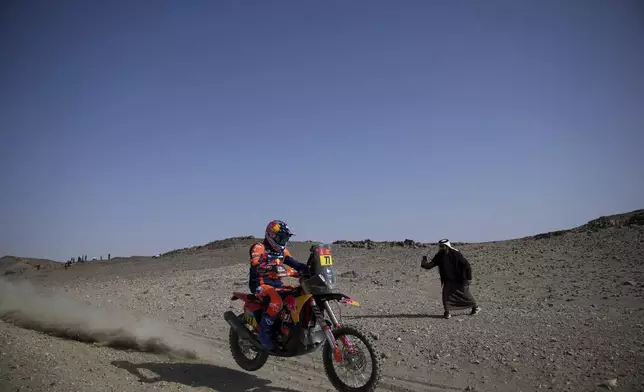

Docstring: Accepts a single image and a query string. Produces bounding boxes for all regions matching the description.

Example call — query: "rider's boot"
[258,313,276,351]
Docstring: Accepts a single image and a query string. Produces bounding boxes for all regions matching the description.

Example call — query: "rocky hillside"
[334,209,644,248]
[160,235,326,258]
[332,238,469,249]
[531,208,644,240]
[161,209,643,253]
[160,236,260,257]
[5,209,642,275]
[0,256,60,276]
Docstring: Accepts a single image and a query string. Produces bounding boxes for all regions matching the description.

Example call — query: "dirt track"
[2,223,644,392]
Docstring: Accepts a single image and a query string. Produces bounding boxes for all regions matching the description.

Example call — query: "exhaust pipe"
[223,311,266,352]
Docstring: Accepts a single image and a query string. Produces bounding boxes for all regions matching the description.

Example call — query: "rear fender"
[231,292,263,312]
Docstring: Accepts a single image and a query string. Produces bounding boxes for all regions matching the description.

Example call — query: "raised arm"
[421,254,438,270]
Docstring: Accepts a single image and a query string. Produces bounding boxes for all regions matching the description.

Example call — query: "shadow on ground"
[111,360,299,392]
[345,313,447,319]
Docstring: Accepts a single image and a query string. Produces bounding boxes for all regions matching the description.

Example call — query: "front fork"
[312,300,355,362]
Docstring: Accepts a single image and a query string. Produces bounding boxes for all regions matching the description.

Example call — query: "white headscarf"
[438,238,458,252]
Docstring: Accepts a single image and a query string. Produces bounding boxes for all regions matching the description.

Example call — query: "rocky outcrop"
[334,239,436,249]
[584,210,644,230]
[532,209,644,240]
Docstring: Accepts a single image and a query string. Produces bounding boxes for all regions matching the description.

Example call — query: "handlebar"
[260,264,309,279]
[287,269,313,280]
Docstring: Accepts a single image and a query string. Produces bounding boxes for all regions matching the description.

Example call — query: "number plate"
[320,255,333,266]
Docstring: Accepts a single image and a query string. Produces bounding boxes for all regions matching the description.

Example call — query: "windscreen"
[307,243,336,290]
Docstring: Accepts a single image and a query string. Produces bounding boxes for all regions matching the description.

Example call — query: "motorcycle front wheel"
[322,324,382,392]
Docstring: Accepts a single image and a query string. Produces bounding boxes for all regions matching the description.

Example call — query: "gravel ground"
[1,224,643,392]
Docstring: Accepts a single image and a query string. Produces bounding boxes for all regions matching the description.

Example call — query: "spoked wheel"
[322,324,382,392]
[228,313,268,371]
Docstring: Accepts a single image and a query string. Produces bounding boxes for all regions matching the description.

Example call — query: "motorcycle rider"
[249,220,309,350]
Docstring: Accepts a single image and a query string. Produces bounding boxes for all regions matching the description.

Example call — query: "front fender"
[315,293,360,306]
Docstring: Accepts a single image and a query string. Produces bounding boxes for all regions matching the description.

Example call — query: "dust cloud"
[0,278,214,360]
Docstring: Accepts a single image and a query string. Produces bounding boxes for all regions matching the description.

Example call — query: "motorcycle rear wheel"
[228,313,269,371]
[322,324,382,392]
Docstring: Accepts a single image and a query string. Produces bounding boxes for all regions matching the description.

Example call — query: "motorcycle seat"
[247,293,259,302]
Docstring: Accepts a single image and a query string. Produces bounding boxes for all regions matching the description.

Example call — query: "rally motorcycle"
[223,244,382,392]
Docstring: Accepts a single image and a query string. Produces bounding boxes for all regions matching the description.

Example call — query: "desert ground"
[1,211,643,392]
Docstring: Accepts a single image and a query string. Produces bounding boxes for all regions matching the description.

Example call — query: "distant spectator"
[421,239,481,319]
[108,253,111,260]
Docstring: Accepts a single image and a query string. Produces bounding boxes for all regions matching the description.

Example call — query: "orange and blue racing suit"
[249,240,309,350]
[249,240,309,319]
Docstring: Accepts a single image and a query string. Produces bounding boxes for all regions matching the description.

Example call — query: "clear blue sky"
[1,0,643,261]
